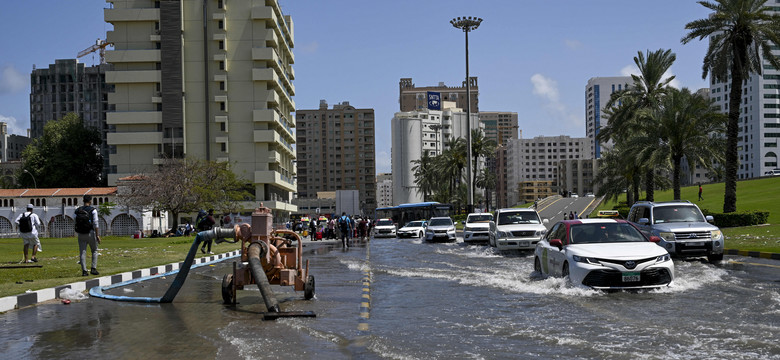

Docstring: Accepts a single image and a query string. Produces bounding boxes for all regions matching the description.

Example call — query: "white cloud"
[620,64,681,89]
[564,39,582,50]
[531,73,559,102]
[376,150,391,173]
[530,73,581,128]
[0,115,28,136]
[0,65,26,94]
[298,41,319,54]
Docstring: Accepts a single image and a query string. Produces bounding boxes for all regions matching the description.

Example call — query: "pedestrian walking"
[309,218,317,241]
[199,209,216,254]
[568,211,574,220]
[338,212,350,247]
[183,220,193,236]
[15,204,41,263]
[574,211,579,219]
[328,218,335,239]
[75,195,101,276]
[698,184,704,201]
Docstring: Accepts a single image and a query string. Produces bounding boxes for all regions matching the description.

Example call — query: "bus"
[375,202,453,226]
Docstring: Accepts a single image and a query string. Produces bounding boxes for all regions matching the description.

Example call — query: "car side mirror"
[705,215,714,223]
[550,239,563,250]
[638,218,650,225]
[542,218,549,224]
[462,221,466,225]
[649,236,661,243]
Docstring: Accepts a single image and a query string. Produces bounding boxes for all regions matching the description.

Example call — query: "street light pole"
[451,16,482,213]
[23,169,37,189]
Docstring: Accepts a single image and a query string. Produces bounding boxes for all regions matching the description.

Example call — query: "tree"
[598,49,677,202]
[475,167,497,211]
[682,0,780,212]
[638,87,727,199]
[469,129,496,206]
[117,158,252,228]
[20,113,103,188]
[411,152,436,202]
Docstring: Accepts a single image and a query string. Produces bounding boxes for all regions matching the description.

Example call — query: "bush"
[701,209,770,227]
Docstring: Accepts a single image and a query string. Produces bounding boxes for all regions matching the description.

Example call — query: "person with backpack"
[338,212,350,248]
[198,209,216,254]
[75,195,101,276]
[15,204,41,263]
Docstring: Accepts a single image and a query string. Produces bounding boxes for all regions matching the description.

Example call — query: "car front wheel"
[707,253,723,264]
[534,257,541,273]
[562,262,570,278]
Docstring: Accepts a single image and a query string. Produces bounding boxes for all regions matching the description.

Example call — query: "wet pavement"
[1,236,779,359]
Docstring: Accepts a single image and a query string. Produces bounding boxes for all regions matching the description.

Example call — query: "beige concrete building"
[295,100,376,214]
[517,180,557,204]
[479,111,518,146]
[104,0,297,217]
[558,159,600,197]
[399,77,478,112]
[376,172,392,209]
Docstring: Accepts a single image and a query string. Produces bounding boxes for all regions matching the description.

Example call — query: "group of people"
[289,213,373,248]
[16,195,102,276]
[566,211,581,220]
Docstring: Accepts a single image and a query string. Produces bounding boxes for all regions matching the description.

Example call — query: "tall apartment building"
[376,173,392,208]
[29,59,113,179]
[558,159,600,197]
[709,59,780,178]
[104,0,297,217]
[295,100,376,214]
[479,111,519,145]
[585,76,631,158]
[0,123,30,163]
[391,102,481,205]
[505,135,590,206]
[399,77,478,112]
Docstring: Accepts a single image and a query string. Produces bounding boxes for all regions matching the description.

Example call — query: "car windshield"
[652,206,705,224]
[377,220,393,226]
[569,223,646,244]
[429,218,453,226]
[404,221,424,228]
[467,215,493,223]
[497,212,540,225]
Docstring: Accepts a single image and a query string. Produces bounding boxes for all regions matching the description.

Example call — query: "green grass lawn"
[593,177,780,253]
[0,235,241,299]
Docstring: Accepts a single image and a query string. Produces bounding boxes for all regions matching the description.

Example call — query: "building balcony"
[107,131,163,145]
[253,108,294,141]
[106,111,162,125]
[254,170,296,193]
[104,8,160,23]
[105,49,161,64]
[253,130,294,156]
[268,150,282,164]
[105,70,160,84]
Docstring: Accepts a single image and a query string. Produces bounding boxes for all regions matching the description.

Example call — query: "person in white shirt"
[15,204,42,263]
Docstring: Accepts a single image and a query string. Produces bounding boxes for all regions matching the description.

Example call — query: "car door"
[546,223,568,276]
[541,223,563,275]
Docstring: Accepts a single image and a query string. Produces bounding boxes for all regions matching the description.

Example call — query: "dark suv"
[628,201,724,263]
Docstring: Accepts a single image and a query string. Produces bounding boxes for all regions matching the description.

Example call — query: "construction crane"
[77,38,112,64]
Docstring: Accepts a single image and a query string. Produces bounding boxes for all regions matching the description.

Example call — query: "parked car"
[373,218,397,238]
[627,200,724,263]
[585,193,595,197]
[425,217,456,242]
[764,169,780,176]
[488,208,548,250]
[463,213,493,244]
[534,219,674,290]
[397,220,427,238]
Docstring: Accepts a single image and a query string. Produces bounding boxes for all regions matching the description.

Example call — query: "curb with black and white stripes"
[0,250,241,313]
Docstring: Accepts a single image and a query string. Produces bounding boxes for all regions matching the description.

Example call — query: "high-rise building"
[585,76,631,158]
[391,102,481,205]
[709,60,780,178]
[479,111,518,146]
[376,173,392,208]
[0,123,30,163]
[505,135,590,206]
[104,0,297,217]
[29,59,113,179]
[399,77,478,112]
[295,100,376,214]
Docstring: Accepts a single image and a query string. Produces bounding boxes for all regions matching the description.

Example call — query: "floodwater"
[1,236,779,359]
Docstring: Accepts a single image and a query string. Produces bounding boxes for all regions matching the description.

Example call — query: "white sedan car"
[397,220,427,238]
[534,219,674,290]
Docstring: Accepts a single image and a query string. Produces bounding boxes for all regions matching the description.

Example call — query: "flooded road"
[2,236,779,359]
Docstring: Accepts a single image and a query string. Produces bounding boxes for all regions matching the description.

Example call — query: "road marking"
[731,261,780,269]
[538,198,562,213]
[581,197,598,217]
[358,243,371,332]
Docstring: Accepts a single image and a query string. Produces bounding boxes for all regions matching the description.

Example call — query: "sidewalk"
[724,249,780,260]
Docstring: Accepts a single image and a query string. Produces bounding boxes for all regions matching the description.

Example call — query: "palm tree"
[682,0,780,212]
[439,137,467,199]
[638,87,727,199]
[597,48,677,202]
[475,167,497,211]
[469,129,496,205]
[411,152,436,202]
[595,143,637,204]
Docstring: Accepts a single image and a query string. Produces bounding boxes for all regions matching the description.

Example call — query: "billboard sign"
[427,91,441,110]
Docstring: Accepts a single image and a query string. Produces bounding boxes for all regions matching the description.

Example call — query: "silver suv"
[628,201,724,263]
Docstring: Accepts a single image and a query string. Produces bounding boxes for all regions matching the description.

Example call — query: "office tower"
[585,76,631,158]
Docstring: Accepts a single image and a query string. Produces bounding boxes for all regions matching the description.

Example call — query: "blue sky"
[1,1,712,174]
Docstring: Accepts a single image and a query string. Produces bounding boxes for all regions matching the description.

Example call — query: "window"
[217,0,223,9]
[219,61,225,70]
[220,102,226,111]
[219,81,225,91]
[218,20,224,29]
[221,143,227,152]
[218,40,224,50]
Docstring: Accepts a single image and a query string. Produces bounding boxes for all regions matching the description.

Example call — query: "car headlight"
[572,255,601,265]
[448,227,456,234]
[463,227,472,233]
[711,230,723,240]
[498,230,511,239]
[656,254,671,263]
[659,232,676,242]
[535,229,547,236]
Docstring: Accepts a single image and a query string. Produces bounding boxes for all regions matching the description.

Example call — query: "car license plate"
[518,241,529,247]
[686,242,704,246]
[622,272,640,282]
